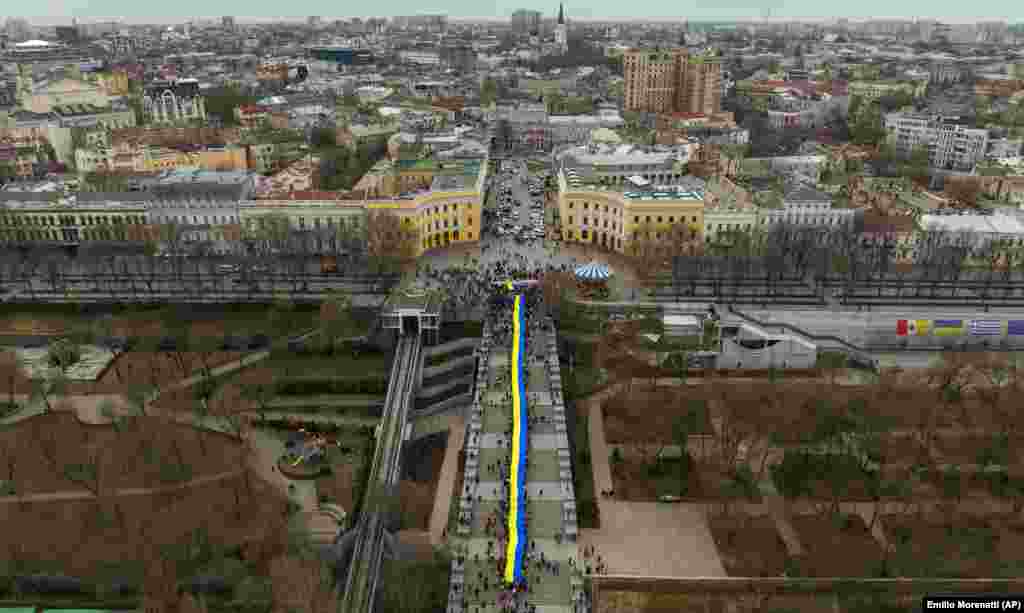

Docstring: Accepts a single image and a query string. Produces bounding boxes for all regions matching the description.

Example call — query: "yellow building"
[86,70,131,97]
[142,145,248,172]
[242,156,488,257]
[557,169,704,253]
[75,143,250,174]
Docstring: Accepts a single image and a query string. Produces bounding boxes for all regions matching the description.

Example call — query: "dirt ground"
[598,589,897,613]
[883,512,1024,578]
[931,432,1024,467]
[0,412,244,494]
[602,387,714,444]
[708,514,789,577]
[0,471,289,582]
[609,449,756,503]
[789,514,884,577]
[317,463,360,514]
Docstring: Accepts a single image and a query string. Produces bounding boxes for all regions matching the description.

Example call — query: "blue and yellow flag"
[933,320,963,337]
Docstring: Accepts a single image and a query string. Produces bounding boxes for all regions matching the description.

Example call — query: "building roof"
[784,185,831,203]
[563,144,683,167]
[15,39,53,48]
[921,212,1024,235]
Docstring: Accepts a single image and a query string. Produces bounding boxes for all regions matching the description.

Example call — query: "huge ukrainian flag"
[504,293,528,584]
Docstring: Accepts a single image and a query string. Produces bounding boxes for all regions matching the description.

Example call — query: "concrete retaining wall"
[423,337,480,357]
[417,375,474,400]
[412,392,473,418]
[421,355,476,381]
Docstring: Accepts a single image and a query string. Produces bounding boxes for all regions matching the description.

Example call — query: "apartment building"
[883,112,989,171]
[623,48,722,115]
[75,142,249,174]
[929,61,964,85]
[761,184,858,228]
[0,191,150,244]
[510,9,542,34]
[243,157,487,256]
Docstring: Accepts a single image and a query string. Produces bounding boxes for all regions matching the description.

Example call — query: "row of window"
[1,228,127,241]
[422,230,472,248]
[161,215,240,225]
[564,229,624,248]
[0,215,145,227]
[423,202,473,216]
[564,203,700,226]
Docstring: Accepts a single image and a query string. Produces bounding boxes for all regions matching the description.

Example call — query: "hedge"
[275,377,388,396]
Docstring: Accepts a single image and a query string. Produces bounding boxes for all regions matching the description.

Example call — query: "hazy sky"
[7,0,1021,23]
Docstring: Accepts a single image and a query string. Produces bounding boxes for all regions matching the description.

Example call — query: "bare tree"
[367,209,416,274]
[0,351,25,411]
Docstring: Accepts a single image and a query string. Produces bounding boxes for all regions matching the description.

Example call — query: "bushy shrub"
[47,338,81,370]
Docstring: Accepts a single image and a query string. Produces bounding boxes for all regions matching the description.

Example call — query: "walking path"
[0,468,243,505]
[448,313,581,613]
[581,382,728,578]
[429,414,466,545]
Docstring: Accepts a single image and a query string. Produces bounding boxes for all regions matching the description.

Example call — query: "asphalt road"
[738,306,1024,348]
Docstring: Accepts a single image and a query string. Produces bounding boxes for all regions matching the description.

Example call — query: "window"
[634,216,639,223]
[669,217,675,223]
[569,202,574,209]
[583,203,589,210]
[646,216,651,222]
[657,216,663,223]
[568,216,573,225]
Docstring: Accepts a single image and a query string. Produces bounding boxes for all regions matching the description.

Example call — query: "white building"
[762,184,857,228]
[919,211,1024,253]
[142,79,207,124]
[399,50,441,66]
[883,112,989,172]
[716,320,818,369]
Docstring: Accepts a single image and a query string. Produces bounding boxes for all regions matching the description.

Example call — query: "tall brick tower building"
[623,47,722,115]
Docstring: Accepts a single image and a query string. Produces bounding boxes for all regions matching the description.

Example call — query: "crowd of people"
[433,235,605,612]
[414,243,591,317]
[453,284,574,613]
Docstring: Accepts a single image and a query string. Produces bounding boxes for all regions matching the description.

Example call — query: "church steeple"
[557,3,565,25]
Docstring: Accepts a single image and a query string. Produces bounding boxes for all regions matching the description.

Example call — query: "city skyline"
[4,8,1022,26]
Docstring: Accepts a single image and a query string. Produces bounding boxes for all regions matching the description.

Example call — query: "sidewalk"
[0,469,242,505]
[428,414,465,545]
[582,381,727,577]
